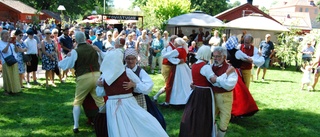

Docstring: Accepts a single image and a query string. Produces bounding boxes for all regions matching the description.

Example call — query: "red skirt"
[231,69,259,117]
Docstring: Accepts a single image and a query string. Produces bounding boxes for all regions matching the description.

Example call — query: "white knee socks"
[73,106,81,129]
[153,86,165,100]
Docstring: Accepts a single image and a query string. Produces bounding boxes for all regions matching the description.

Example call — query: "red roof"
[214,3,280,24]
[0,0,43,14]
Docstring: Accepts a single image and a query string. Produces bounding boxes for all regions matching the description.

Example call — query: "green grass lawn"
[1,66,320,137]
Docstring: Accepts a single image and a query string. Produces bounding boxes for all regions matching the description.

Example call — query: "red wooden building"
[215,3,280,24]
[0,0,64,24]
[0,0,45,23]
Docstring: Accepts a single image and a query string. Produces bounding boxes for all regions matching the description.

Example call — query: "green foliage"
[275,28,302,69]
[190,0,228,15]
[31,11,41,24]
[142,0,191,30]
[133,0,148,7]
[227,0,241,9]
[19,0,111,20]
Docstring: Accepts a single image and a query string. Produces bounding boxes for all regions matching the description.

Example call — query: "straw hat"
[183,36,189,41]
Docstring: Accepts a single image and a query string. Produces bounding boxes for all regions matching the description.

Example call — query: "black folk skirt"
[179,87,215,137]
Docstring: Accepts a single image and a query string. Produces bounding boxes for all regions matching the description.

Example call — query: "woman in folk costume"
[96,49,168,137]
[224,36,263,117]
[161,37,192,106]
[179,46,236,137]
[124,48,166,130]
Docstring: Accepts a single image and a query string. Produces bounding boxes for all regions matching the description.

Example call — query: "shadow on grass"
[253,79,295,84]
[229,108,320,137]
[0,78,97,137]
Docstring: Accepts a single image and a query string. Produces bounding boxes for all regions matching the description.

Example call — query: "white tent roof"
[225,15,289,32]
[167,11,224,27]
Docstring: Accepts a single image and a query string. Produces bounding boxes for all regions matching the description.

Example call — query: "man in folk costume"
[238,34,265,88]
[179,46,235,137]
[160,38,192,106]
[194,27,205,47]
[211,46,238,137]
[58,32,104,133]
[95,49,168,137]
[153,35,178,102]
[224,36,261,117]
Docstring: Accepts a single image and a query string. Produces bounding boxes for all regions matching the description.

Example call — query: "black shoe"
[33,81,41,85]
[73,128,79,133]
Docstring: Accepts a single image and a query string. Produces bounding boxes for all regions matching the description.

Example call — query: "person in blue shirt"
[150,32,164,74]
[89,29,96,41]
[125,33,136,49]
[92,30,103,51]
[58,26,73,80]
[256,34,275,81]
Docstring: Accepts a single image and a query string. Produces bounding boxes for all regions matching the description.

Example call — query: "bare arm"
[2,37,12,53]
[135,37,140,51]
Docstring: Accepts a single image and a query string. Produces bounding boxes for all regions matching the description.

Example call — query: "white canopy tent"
[167,11,224,27]
[225,15,289,32]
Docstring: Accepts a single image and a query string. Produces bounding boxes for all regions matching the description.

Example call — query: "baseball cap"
[96,30,102,35]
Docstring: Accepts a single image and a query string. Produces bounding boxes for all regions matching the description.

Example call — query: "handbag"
[1,46,17,66]
[149,47,157,56]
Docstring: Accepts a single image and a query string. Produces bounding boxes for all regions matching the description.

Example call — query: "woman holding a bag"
[14,29,28,88]
[0,30,21,95]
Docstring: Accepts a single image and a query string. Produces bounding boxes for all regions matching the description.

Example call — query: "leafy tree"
[227,0,241,9]
[142,0,191,30]
[19,0,110,19]
[190,0,228,15]
[275,28,302,70]
[132,0,148,7]
[316,1,320,22]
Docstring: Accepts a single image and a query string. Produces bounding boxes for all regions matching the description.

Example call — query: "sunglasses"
[108,35,112,37]
[19,34,23,37]
[45,33,51,35]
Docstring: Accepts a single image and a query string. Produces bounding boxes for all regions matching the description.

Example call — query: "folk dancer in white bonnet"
[58,31,104,133]
[122,48,153,109]
[160,37,192,106]
[96,48,168,137]
[124,48,166,129]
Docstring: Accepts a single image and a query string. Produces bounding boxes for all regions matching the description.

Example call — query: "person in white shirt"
[0,30,21,95]
[24,29,40,86]
[211,46,238,137]
[209,30,221,51]
[162,31,170,48]
[58,32,104,133]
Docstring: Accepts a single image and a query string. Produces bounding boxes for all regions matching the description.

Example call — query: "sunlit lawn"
[1,66,320,137]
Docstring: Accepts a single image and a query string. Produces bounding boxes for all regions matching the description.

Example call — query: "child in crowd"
[300,62,313,91]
